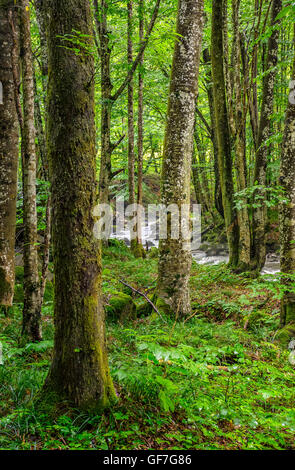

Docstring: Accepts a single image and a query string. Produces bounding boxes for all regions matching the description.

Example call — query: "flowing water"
[112,221,280,276]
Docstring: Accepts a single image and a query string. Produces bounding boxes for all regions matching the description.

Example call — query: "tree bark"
[232,0,251,270]
[42,0,116,410]
[279,25,295,328]
[136,0,145,257]
[20,0,41,342]
[156,0,204,318]
[251,0,282,272]
[0,0,19,310]
[211,0,239,267]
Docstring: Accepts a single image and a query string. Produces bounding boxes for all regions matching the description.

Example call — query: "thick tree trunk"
[251,0,282,272]
[156,0,204,318]
[42,0,116,410]
[211,0,239,267]
[20,0,41,342]
[279,25,295,328]
[0,0,19,310]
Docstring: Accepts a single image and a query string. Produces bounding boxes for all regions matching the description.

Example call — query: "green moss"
[276,324,295,348]
[148,247,159,259]
[105,292,137,322]
[136,300,153,317]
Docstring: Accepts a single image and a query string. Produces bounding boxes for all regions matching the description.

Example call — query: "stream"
[111,221,280,276]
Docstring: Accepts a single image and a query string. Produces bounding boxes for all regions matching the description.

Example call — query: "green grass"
[0,246,295,450]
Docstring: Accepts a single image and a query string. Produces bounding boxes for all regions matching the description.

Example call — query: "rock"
[105,292,137,322]
[275,324,295,348]
[148,247,158,259]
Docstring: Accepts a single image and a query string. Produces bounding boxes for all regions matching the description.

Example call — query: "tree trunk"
[279,25,295,328]
[251,0,282,272]
[95,0,113,206]
[156,0,204,318]
[0,0,19,310]
[34,0,48,78]
[211,0,239,267]
[42,0,116,411]
[232,0,251,270]
[203,48,223,219]
[127,0,137,253]
[135,0,145,257]
[20,0,41,342]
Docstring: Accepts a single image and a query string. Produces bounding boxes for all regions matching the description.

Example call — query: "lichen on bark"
[156,0,204,318]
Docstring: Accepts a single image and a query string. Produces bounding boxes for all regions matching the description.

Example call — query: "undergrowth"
[0,244,295,450]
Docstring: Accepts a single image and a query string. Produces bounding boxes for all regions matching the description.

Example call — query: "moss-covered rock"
[148,247,158,259]
[275,324,295,348]
[105,292,137,322]
[246,309,268,330]
[136,300,153,317]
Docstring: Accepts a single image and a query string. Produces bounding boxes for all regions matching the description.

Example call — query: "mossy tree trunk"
[20,0,41,342]
[231,0,251,270]
[251,0,282,272]
[280,24,295,327]
[156,0,204,318]
[135,0,145,258]
[127,0,137,253]
[0,0,19,310]
[95,0,114,206]
[42,0,116,411]
[203,48,223,219]
[211,0,239,268]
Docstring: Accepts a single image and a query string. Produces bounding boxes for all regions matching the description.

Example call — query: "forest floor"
[0,241,295,450]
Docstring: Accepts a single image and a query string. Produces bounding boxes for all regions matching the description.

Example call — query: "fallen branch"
[119,279,166,323]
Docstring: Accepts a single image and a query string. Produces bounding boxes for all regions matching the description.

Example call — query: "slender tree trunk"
[203,48,223,219]
[156,0,204,318]
[232,0,251,270]
[127,0,137,253]
[279,25,295,329]
[0,0,19,311]
[41,0,116,410]
[20,0,41,342]
[251,0,282,272]
[34,0,48,78]
[135,0,145,257]
[211,0,239,267]
[95,0,113,206]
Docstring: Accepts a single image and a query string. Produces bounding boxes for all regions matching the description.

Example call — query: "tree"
[20,0,41,342]
[251,0,282,272]
[156,0,204,317]
[0,0,19,311]
[41,0,116,410]
[279,24,295,333]
[211,0,240,268]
